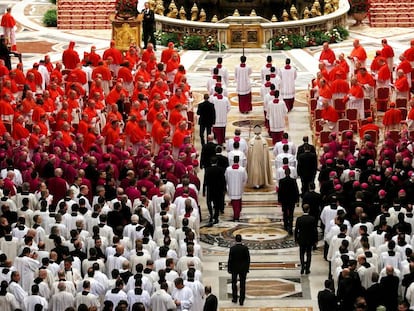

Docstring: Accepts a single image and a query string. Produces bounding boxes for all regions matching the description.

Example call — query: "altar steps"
[57,0,116,30]
[369,0,414,27]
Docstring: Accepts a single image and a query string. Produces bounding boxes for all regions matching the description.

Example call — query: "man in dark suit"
[204,156,226,225]
[295,204,318,274]
[302,182,322,222]
[203,285,218,311]
[228,234,250,306]
[297,144,318,196]
[197,94,216,146]
[215,145,229,169]
[200,134,217,170]
[278,168,300,234]
[379,265,399,311]
[141,1,155,49]
[317,279,337,311]
[365,272,382,311]
[296,136,316,158]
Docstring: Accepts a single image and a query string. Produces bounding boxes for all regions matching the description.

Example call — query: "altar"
[109,14,143,51]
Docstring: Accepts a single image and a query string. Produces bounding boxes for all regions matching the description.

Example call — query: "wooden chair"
[376,87,390,112]
[388,130,400,143]
[334,98,346,119]
[399,108,408,121]
[338,119,351,132]
[346,108,358,132]
[309,99,318,125]
[363,129,378,144]
[396,98,408,109]
[364,98,372,118]
[320,130,331,145]
[314,109,323,120]
[314,119,323,135]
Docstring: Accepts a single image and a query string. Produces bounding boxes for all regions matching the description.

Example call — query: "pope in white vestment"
[247,126,273,189]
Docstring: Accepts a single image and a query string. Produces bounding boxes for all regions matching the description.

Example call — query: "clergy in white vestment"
[49,281,75,311]
[150,282,177,310]
[8,271,27,309]
[226,128,248,155]
[206,68,219,96]
[106,245,127,277]
[227,142,247,167]
[23,284,48,311]
[127,278,151,310]
[235,55,252,113]
[213,57,229,86]
[0,281,19,311]
[104,279,128,309]
[14,248,40,293]
[211,87,231,146]
[172,277,194,311]
[75,280,100,309]
[266,90,288,145]
[279,58,297,111]
[225,156,247,221]
[261,55,274,84]
[0,234,19,260]
[184,270,205,311]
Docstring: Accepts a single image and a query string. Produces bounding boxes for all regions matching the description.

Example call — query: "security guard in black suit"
[295,204,318,274]
[142,2,155,49]
[228,234,250,305]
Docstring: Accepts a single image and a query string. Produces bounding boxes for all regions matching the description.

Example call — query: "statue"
[168,0,175,10]
[167,6,178,18]
[191,3,199,21]
[310,6,317,17]
[149,0,156,9]
[199,8,206,21]
[250,9,257,16]
[155,3,164,15]
[282,9,289,21]
[313,0,322,16]
[211,15,218,22]
[324,2,333,14]
[290,5,298,20]
[303,6,310,18]
[271,14,278,22]
[179,6,187,19]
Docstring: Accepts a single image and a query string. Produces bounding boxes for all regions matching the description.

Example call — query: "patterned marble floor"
[7,1,414,308]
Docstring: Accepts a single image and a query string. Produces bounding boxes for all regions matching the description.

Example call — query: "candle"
[218,40,221,54]
[269,39,272,53]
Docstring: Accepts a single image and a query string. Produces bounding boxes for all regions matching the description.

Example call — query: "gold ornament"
[233,9,240,16]
[199,8,206,21]
[282,9,289,21]
[191,3,199,21]
[290,5,298,20]
[250,9,257,16]
[179,6,187,20]
[271,14,278,22]
[211,15,218,22]
[303,7,310,18]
